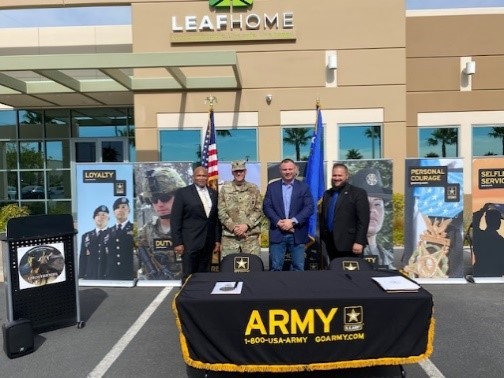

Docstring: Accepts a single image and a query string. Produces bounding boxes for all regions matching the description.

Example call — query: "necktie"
[117,224,122,231]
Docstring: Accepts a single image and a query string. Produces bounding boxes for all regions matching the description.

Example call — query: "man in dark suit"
[172,166,221,283]
[263,159,314,271]
[320,163,370,261]
[106,197,134,280]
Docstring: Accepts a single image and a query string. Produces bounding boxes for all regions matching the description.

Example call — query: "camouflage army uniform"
[136,166,186,280]
[218,180,263,256]
[137,220,181,280]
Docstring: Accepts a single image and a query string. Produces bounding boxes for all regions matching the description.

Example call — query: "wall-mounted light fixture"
[464,60,476,75]
[327,54,337,70]
[265,94,272,104]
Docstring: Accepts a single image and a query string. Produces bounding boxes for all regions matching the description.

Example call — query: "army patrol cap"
[113,197,129,210]
[231,160,246,171]
[93,205,109,217]
[351,168,392,201]
[144,167,186,203]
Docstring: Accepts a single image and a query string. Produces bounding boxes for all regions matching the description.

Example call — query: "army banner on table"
[76,163,135,284]
[342,160,394,269]
[471,158,504,277]
[402,158,464,279]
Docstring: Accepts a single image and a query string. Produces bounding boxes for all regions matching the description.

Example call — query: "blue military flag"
[305,105,325,241]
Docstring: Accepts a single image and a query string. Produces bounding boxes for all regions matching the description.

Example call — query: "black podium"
[1,214,83,332]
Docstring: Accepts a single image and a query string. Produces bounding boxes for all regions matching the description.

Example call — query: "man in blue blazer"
[263,159,314,271]
[172,166,221,284]
[319,163,370,261]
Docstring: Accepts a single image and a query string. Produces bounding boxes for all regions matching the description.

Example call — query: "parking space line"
[420,358,445,377]
[87,287,173,378]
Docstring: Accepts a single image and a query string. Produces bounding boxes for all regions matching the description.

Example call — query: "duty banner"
[402,158,464,279]
[76,163,135,282]
[471,158,504,277]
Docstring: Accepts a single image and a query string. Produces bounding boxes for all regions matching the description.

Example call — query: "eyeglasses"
[145,193,173,205]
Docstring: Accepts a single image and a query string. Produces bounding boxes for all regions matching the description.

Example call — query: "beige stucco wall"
[131,0,406,192]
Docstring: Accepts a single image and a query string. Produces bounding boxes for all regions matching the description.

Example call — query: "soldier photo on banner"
[135,162,193,281]
[343,160,394,269]
[402,158,465,279]
[76,163,135,282]
[471,157,504,277]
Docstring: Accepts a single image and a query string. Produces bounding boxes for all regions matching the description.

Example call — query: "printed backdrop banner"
[342,160,394,269]
[76,163,135,282]
[135,162,193,282]
[402,158,464,279]
[471,158,504,277]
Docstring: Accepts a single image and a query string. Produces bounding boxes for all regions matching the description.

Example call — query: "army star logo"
[209,0,253,8]
[343,261,359,271]
[234,256,250,272]
[344,306,364,331]
[366,173,378,186]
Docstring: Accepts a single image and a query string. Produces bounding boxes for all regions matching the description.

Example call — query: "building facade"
[0,1,503,217]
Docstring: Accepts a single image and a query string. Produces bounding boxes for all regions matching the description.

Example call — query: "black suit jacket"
[171,184,221,252]
[319,183,370,253]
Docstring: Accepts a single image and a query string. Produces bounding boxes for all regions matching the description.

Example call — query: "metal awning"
[0,51,241,108]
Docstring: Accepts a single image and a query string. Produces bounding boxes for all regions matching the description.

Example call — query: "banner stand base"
[472,276,504,284]
[78,279,136,288]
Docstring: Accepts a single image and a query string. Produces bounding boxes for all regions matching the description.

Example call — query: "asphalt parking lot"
[1,250,503,378]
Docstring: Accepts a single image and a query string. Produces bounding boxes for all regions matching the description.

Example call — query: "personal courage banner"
[402,158,464,279]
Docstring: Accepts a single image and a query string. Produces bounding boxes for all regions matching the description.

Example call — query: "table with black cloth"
[173,270,434,374]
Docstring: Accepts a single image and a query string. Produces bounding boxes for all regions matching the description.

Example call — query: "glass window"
[0,172,18,201]
[18,110,44,139]
[20,171,45,200]
[46,140,71,169]
[339,124,382,160]
[47,201,72,215]
[473,125,504,156]
[0,142,18,170]
[418,127,458,158]
[0,110,17,139]
[282,127,313,161]
[160,130,201,162]
[75,142,96,163]
[45,109,71,139]
[72,108,130,137]
[19,142,45,169]
[102,140,124,162]
[217,129,257,161]
[47,171,71,200]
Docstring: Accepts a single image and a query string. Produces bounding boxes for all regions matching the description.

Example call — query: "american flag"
[201,109,219,190]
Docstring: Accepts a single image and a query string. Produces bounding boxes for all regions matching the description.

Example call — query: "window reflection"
[473,125,504,156]
[160,130,201,162]
[217,129,257,161]
[0,110,17,139]
[19,142,45,169]
[282,127,313,161]
[418,127,458,158]
[339,124,382,160]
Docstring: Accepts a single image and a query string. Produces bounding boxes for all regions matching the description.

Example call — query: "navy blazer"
[319,182,370,252]
[171,184,221,252]
[263,179,314,244]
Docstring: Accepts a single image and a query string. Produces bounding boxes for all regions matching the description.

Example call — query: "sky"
[1,2,504,28]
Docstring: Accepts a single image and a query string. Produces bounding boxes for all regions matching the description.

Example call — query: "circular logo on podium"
[19,244,65,287]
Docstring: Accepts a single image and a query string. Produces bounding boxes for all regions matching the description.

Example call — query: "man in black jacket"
[319,163,370,261]
[171,166,221,283]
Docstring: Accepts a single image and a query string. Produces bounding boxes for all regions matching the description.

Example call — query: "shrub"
[0,204,30,232]
[392,193,405,246]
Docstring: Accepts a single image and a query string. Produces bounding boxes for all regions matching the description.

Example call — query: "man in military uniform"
[218,160,263,257]
[106,197,134,280]
[137,167,186,280]
[79,205,109,280]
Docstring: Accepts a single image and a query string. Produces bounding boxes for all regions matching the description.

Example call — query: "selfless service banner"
[471,157,504,277]
[76,163,135,284]
[342,160,394,269]
[402,158,464,279]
